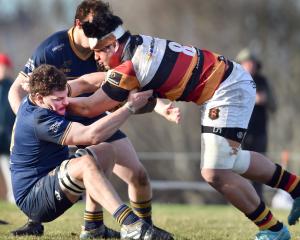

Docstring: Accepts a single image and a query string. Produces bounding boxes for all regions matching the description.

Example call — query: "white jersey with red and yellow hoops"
[102,34,233,104]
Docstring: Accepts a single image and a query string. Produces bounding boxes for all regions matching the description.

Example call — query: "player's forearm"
[68,89,121,118]
[85,105,132,144]
[67,97,93,117]
[68,72,106,97]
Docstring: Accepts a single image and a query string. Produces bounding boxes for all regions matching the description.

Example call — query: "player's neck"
[73,27,92,56]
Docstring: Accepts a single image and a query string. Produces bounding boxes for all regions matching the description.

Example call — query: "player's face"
[94,44,116,71]
[76,14,94,49]
[42,89,69,116]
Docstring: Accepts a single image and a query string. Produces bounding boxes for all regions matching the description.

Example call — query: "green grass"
[0,201,299,240]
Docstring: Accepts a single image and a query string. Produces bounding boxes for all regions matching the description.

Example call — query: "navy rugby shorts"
[19,166,73,223]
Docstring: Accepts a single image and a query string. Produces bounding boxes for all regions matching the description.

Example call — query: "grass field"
[0,201,299,240]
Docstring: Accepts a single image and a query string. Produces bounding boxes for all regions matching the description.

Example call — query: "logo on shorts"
[237,131,245,140]
[208,107,220,120]
[55,190,62,201]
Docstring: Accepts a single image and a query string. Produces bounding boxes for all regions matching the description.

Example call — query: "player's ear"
[35,93,44,104]
[113,41,119,53]
[75,19,82,28]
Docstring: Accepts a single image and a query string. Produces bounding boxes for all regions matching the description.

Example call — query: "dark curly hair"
[81,1,123,39]
[74,0,110,24]
[29,64,67,96]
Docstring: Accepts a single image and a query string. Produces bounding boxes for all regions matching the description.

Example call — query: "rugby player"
[67,3,300,240]
[10,64,173,240]
[8,0,177,238]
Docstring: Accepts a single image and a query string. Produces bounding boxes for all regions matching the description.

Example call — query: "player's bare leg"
[243,151,300,226]
[112,138,152,220]
[201,135,291,240]
[112,138,173,237]
[202,169,261,213]
[77,144,120,239]
[112,138,151,201]
[66,143,173,240]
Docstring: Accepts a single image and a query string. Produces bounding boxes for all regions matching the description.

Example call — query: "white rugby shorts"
[200,62,256,170]
[200,61,256,128]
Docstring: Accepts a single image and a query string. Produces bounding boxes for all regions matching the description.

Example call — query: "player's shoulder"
[35,29,70,56]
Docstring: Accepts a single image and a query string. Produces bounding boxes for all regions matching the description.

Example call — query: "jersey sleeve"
[34,111,72,145]
[102,60,140,102]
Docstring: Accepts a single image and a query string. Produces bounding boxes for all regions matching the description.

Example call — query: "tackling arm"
[67,88,121,118]
[68,72,106,97]
[64,90,153,146]
[8,73,28,114]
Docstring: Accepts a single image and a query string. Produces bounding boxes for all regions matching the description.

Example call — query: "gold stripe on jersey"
[195,55,226,105]
[60,122,72,145]
[165,54,198,101]
[19,71,29,78]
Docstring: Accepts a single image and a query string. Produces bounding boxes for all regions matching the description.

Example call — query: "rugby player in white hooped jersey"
[67,2,300,240]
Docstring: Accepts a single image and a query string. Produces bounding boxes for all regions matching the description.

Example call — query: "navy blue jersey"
[10,97,71,205]
[21,27,102,124]
[23,28,97,80]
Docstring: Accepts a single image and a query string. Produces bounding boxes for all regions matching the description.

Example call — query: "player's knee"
[131,166,150,187]
[201,168,223,188]
[81,154,99,172]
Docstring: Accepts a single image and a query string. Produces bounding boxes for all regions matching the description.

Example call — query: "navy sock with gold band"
[130,199,152,224]
[113,204,139,225]
[84,210,103,230]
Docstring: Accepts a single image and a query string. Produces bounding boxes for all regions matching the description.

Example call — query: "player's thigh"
[86,143,116,171]
[111,138,147,180]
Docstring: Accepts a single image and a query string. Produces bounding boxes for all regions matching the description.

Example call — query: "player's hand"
[126,89,153,113]
[154,99,181,124]
[20,75,30,92]
[159,102,181,124]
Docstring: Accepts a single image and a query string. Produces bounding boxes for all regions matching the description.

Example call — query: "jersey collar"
[68,27,93,61]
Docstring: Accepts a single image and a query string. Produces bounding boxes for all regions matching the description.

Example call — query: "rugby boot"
[121,219,174,240]
[80,225,120,239]
[153,225,174,240]
[288,196,300,225]
[0,219,8,225]
[255,225,291,240]
[11,220,44,236]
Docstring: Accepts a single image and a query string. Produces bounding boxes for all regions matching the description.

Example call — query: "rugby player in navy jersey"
[10,64,173,240]
[8,0,177,238]
[66,3,300,240]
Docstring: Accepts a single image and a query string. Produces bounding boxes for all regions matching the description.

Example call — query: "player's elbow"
[8,85,19,114]
[89,134,107,145]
